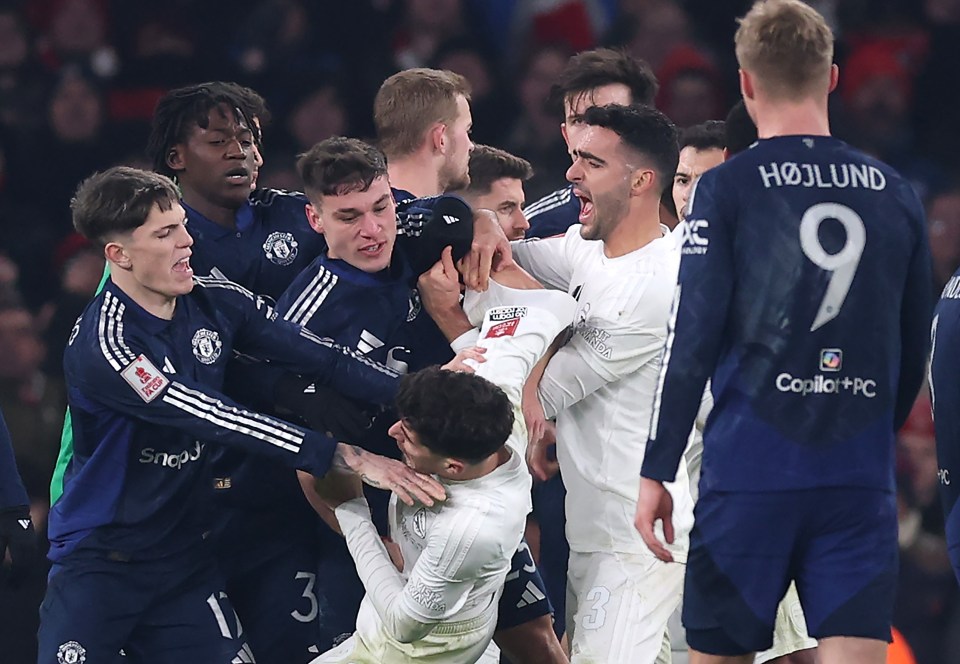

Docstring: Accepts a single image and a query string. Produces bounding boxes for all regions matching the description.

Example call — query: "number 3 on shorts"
[291,571,318,623]
[581,586,611,630]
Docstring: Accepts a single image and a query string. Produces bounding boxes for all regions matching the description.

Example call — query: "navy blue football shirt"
[51,277,399,562]
[642,136,932,494]
[930,271,960,583]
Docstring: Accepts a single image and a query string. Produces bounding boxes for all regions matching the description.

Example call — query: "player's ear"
[444,457,466,476]
[739,68,755,102]
[630,168,654,196]
[104,241,132,270]
[431,122,447,154]
[166,144,186,173]
[828,64,839,93]
[305,203,324,234]
[560,122,569,149]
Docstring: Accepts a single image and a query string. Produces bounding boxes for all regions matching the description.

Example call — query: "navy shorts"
[684,487,898,656]
[38,552,250,664]
[213,507,324,664]
[530,471,569,636]
[496,538,554,630]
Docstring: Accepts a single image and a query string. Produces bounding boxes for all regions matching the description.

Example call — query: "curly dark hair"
[549,48,658,115]
[146,81,265,177]
[396,366,514,464]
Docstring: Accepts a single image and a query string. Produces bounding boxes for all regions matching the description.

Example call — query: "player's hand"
[460,209,514,292]
[634,477,675,562]
[0,506,37,587]
[522,389,548,448]
[418,246,463,317]
[441,346,486,373]
[312,468,364,508]
[526,421,560,482]
[338,444,446,507]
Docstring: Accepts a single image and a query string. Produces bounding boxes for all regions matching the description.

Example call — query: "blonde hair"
[373,68,471,159]
[735,0,834,101]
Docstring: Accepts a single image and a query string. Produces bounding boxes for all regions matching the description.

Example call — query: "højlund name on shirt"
[757,162,887,191]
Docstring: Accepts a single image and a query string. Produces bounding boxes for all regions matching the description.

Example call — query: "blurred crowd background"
[0,0,958,662]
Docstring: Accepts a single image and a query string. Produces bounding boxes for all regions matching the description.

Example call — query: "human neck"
[603,203,663,258]
[388,156,442,198]
[110,270,177,320]
[753,96,831,139]
[180,185,239,230]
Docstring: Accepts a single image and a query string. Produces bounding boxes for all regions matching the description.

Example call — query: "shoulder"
[249,187,308,209]
[526,185,579,238]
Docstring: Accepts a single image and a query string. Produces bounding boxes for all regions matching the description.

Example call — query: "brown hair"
[373,68,471,159]
[72,167,181,246]
[297,137,387,202]
[460,145,533,196]
[734,0,834,101]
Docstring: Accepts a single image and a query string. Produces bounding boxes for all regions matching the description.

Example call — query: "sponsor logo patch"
[120,355,169,402]
[819,348,842,372]
[485,318,520,339]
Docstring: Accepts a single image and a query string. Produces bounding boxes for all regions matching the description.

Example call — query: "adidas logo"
[516,581,546,609]
[443,215,459,225]
[18,519,30,530]
[231,642,255,663]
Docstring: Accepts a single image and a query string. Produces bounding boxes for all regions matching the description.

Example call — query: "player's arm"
[335,496,490,643]
[509,230,575,291]
[0,406,36,585]
[204,278,401,406]
[537,314,666,420]
[640,172,733,484]
[929,303,960,583]
[894,192,934,430]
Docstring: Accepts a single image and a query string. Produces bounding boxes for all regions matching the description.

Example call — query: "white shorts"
[308,612,499,664]
[566,550,684,663]
[754,582,817,663]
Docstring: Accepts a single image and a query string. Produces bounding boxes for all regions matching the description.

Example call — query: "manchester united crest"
[191,328,222,365]
[57,641,86,664]
[263,231,299,266]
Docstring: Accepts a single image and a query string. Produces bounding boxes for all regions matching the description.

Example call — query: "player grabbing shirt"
[38,167,445,664]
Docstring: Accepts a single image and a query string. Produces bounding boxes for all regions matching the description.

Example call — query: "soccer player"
[524,48,658,239]
[429,103,695,662]
[454,145,534,241]
[275,136,472,649]
[373,69,564,662]
[672,121,725,223]
[636,3,933,664]
[146,82,325,301]
[929,265,960,585]
[670,116,819,664]
[38,166,447,663]
[309,265,577,664]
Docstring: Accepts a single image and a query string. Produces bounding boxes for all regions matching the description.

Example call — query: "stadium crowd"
[0,0,958,662]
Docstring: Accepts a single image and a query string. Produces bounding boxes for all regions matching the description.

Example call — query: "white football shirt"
[512,226,695,560]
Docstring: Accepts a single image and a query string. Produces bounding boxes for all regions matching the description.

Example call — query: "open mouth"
[225,167,250,185]
[574,189,594,222]
[360,242,385,257]
[173,256,193,274]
